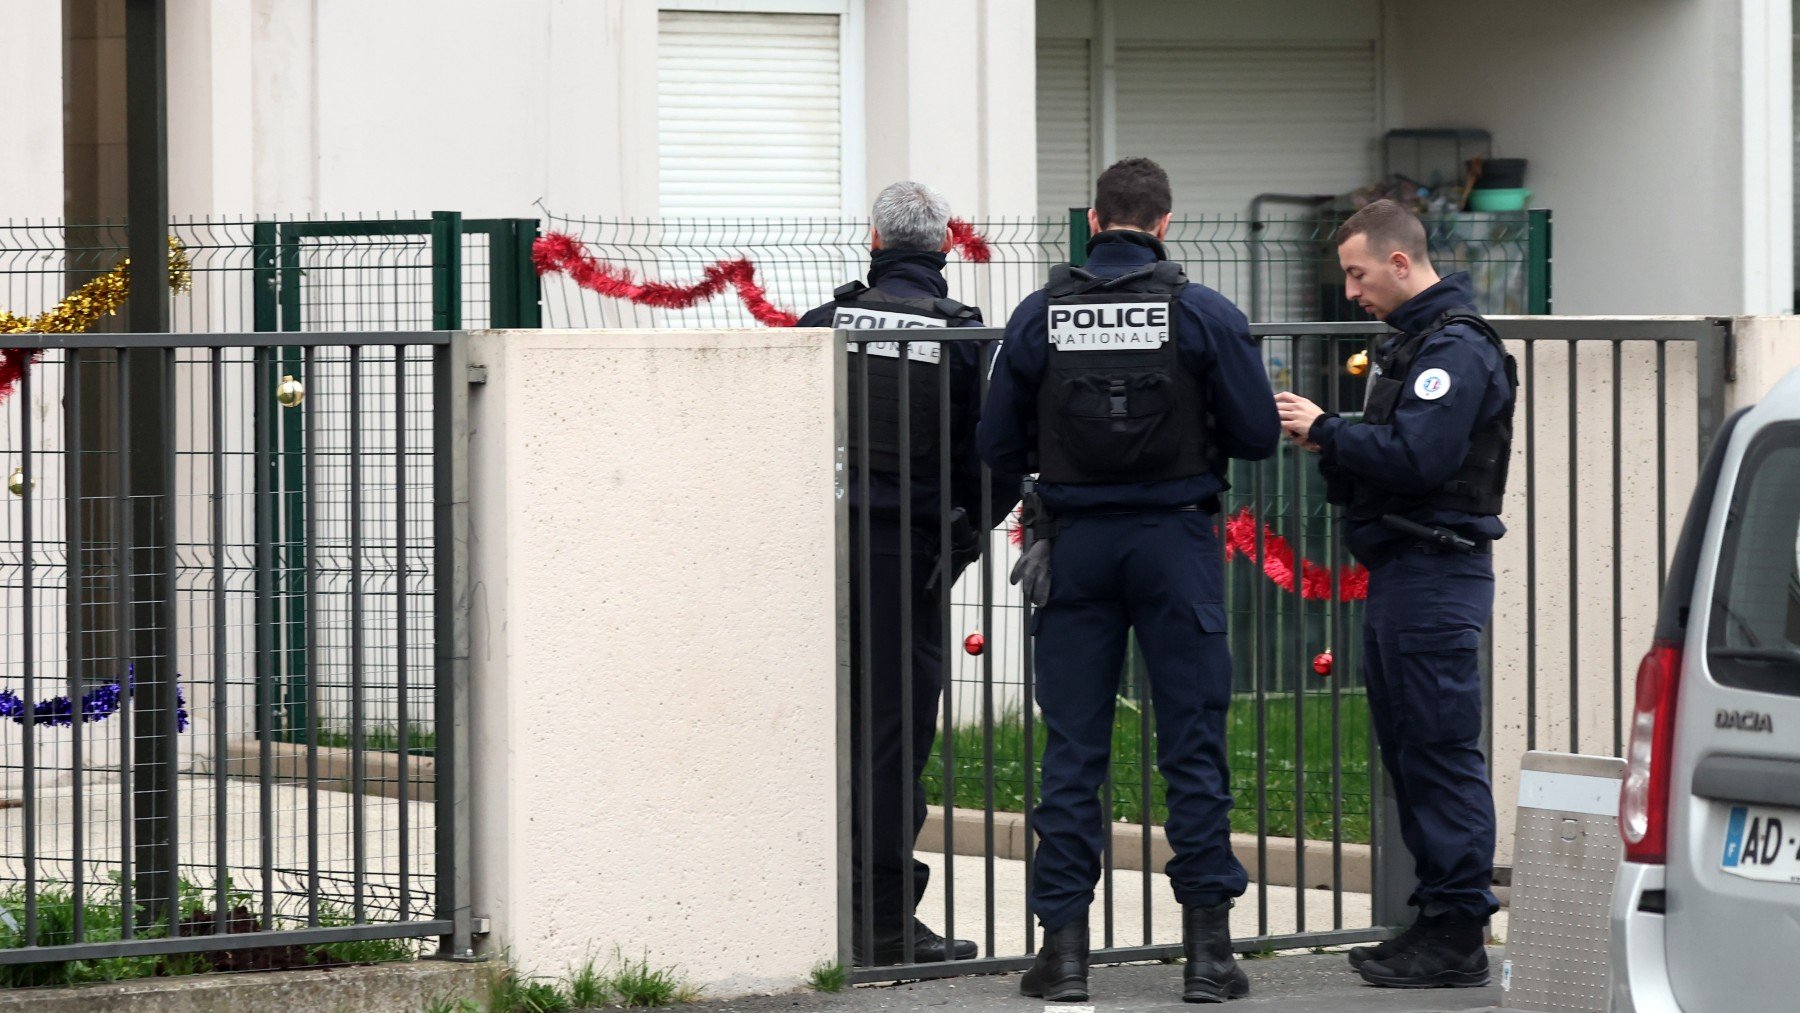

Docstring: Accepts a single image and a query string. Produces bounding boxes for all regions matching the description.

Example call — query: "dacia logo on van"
[1716,709,1774,733]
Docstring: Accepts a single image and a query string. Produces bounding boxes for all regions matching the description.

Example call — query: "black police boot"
[853,919,977,966]
[1182,902,1250,1003]
[1347,912,1438,970]
[904,920,977,962]
[1019,915,1089,1002]
[1356,913,1489,988]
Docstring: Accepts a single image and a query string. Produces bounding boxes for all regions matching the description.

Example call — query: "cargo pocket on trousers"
[1393,627,1482,744]
[1192,601,1227,635]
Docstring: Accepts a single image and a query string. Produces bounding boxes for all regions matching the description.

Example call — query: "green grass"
[922,691,1373,845]
[610,950,700,1007]
[566,954,611,1008]
[489,967,573,1013]
[0,878,416,989]
[808,960,847,993]
[315,723,437,755]
[483,951,698,1012]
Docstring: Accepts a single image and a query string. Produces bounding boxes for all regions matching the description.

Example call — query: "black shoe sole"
[1183,974,1250,1003]
[1020,978,1089,1002]
[1356,966,1490,989]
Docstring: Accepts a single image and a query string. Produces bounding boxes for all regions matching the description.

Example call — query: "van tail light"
[1621,640,1684,863]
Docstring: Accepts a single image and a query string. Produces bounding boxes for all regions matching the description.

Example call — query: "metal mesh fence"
[539,210,1546,329]
[0,215,533,340]
[0,339,452,966]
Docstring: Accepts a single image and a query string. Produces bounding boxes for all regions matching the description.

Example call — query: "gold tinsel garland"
[0,236,192,335]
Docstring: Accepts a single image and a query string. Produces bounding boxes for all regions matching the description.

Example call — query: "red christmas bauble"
[1312,650,1334,677]
[963,633,986,656]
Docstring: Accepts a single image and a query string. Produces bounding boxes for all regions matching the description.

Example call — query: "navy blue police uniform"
[799,248,1015,961]
[1308,271,1514,926]
[977,230,1279,934]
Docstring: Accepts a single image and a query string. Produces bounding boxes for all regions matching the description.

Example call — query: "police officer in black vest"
[978,158,1280,1003]
[1276,199,1516,989]
[798,181,1009,965]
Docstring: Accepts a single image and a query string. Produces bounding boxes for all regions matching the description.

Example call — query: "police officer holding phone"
[978,158,1279,1003]
[1275,198,1517,989]
[799,180,1011,966]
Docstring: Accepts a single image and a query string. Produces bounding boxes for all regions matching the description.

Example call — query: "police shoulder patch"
[1414,367,1452,400]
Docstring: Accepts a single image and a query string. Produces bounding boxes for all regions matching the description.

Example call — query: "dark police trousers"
[1030,511,1248,934]
[1362,549,1501,918]
[847,517,945,936]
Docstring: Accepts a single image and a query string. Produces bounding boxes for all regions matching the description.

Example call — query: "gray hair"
[872,181,951,252]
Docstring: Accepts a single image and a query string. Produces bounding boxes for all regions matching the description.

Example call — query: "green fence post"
[253,221,278,332]
[278,224,306,740]
[251,221,277,741]
[1527,209,1553,314]
[1068,206,1091,267]
[482,222,519,329]
[432,211,464,330]
[514,219,542,328]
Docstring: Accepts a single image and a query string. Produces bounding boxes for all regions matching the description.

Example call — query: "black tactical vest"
[837,281,980,475]
[1347,311,1519,521]
[1034,261,1211,484]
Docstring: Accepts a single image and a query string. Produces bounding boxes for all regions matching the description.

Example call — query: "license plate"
[1720,804,1800,883]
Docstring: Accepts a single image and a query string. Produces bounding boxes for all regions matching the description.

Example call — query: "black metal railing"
[831,315,1729,983]
[0,331,470,969]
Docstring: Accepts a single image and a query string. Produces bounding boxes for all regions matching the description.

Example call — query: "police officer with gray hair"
[797,181,1011,965]
[979,157,1279,1003]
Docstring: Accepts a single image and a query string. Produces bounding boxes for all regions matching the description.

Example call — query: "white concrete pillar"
[467,328,839,993]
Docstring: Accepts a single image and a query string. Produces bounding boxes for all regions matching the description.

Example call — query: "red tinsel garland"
[1225,506,1368,602]
[947,218,991,263]
[533,218,994,326]
[1006,505,1367,603]
[0,349,42,404]
[532,232,799,327]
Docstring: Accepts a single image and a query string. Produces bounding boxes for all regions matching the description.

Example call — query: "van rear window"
[1709,421,1800,695]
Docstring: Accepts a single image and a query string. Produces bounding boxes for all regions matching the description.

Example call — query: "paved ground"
[663,950,1503,1013]
[912,853,1508,952]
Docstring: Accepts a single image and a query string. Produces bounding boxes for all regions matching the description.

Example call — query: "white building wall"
[1390,0,1792,316]
[0,0,1034,223]
[864,0,1040,217]
[0,0,63,220]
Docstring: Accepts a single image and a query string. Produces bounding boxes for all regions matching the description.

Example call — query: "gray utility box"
[1501,751,1626,1013]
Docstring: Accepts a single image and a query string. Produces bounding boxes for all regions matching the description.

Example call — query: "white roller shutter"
[658,10,843,215]
[1036,37,1092,217]
[1114,42,1378,216]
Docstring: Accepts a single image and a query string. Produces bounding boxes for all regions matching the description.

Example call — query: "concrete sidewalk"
[665,949,1502,1012]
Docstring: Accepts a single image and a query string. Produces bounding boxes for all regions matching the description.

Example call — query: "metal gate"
[832,315,1729,983]
[0,331,472,970]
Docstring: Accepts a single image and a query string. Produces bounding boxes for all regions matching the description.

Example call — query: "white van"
[1610,365,1800,1011]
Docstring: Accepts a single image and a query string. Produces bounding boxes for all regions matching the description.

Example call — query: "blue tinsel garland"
[0,668,189,731]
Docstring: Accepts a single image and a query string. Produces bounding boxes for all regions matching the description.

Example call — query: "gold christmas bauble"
[7,467,24,497]
[276,374,306,408]
[1346,350,1370,377]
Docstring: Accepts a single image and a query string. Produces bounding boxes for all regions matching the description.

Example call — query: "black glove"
[924,508,983,593]
[1010,538,1052,607]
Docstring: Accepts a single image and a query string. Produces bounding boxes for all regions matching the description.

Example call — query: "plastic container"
[1468,188,1531,212]
[1477,158,1528,189]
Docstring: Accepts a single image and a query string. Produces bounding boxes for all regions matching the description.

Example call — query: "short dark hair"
[1333,199,1430,263]
[1094,157,1172,230]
